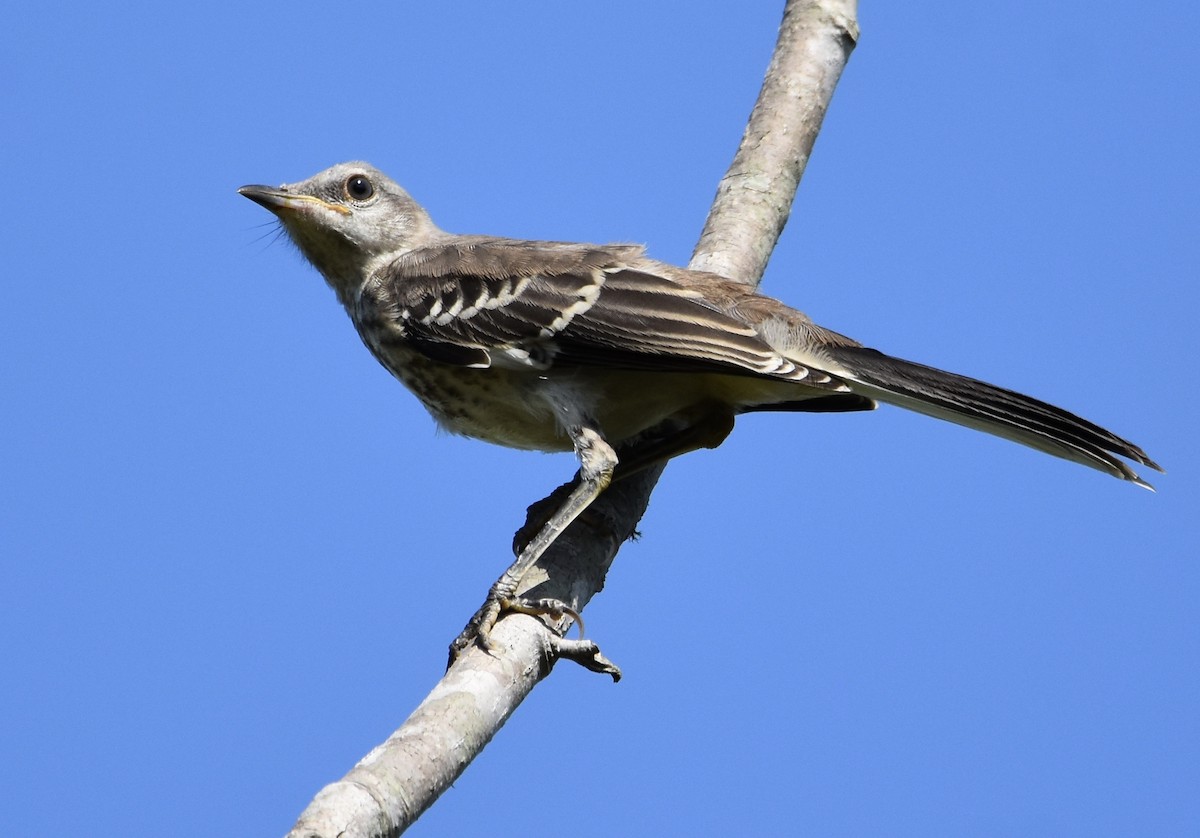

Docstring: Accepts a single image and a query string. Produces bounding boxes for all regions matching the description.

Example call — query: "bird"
[239,161,1161,654]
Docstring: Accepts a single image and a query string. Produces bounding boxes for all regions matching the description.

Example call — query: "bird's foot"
[450,428,623,679]
[452,588,584,656]
[447,586,620,680]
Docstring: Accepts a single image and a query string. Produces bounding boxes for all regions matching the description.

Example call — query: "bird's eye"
[345,174,375,202]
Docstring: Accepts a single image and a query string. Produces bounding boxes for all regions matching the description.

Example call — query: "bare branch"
[692,0,859,285]
[285,2,858,835]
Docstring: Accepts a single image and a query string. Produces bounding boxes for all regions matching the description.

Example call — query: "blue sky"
[3,2,1197,835]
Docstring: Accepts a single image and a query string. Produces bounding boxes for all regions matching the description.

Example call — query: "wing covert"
[365,241,846,388]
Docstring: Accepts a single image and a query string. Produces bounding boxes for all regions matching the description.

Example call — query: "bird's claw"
[447,592,616,679]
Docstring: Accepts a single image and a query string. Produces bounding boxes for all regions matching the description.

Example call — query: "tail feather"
[823,346,1162,488]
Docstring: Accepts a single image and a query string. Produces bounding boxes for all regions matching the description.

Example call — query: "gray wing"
[369,239,850,390]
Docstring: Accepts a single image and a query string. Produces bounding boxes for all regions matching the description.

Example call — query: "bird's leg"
[450,423,617,660]
[512,406,737,554]
[449,407,736,669]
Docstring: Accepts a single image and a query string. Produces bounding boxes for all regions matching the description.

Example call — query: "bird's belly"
[381,350,710,452]
[384,357,559,449]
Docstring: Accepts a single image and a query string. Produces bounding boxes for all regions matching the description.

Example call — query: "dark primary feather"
[559,270,797,375]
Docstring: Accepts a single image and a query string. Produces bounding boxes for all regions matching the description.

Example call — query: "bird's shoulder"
[388,236,646,282]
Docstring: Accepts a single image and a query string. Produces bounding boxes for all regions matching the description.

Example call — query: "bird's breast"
[355,327,727,452]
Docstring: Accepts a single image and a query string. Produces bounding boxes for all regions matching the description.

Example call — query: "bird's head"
[239,162,441,301]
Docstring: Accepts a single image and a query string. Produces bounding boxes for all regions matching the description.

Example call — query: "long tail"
[822,345,1163,489]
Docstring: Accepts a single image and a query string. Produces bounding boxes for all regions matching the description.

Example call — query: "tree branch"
[692,0,860,285]
[284,2,858,835]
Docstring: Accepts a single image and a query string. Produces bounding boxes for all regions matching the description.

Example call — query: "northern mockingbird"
[239,161,1161,654]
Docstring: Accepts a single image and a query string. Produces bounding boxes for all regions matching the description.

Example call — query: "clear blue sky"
[3,2,1196,835]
